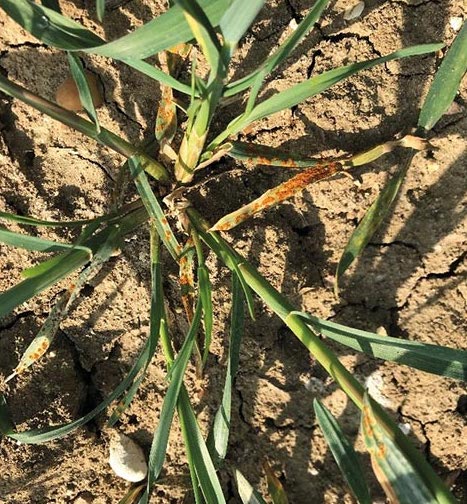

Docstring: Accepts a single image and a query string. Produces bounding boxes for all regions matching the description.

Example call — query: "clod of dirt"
[55,71,103,112]
[108,432,148,483]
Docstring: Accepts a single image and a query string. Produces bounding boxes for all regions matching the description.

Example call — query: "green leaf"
[0,209,122,228]
[314,399,371,504]
[0,227,92,255]
[225,0,330,97]
[128,157,180,260]
[175,0,222,73]
[208,274,244,463]
[186,209,256,319]
[418,23,467,131]
[335,152,413,291]
[0,206,148,320]
[198,264,213,366]
[361,392,438,504]
[211,44,444,149]
[142,302,203,501]
[41,0,60,12]
[0,249,89,320]
[0,73,169,181]
[247,44,444,126]
[220,0,264,57]
[0,0,230,58]
[298,313,467,381]
[96,0,105,22]
[67,52,101,132]
[235,469,267,504]
[177,388,227,503]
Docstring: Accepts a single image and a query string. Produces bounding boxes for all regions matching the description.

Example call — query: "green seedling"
[0,1,466,503]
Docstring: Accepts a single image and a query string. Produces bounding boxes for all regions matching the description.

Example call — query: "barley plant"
[0,1,466,503]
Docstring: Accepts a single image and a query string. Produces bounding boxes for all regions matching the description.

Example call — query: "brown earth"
[0,0,466,503]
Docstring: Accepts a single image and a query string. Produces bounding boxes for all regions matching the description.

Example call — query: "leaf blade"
[418,23,467,131]
[314,399,371,504]
[362,392,438,504]
[300,313,467,381]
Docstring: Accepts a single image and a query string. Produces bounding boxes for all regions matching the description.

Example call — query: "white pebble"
[365,371,393,408]
[288,18,298,31]
[344,1,365,21]
[376,326,388,336]
[450,17,463,32]
[109,432,148,482]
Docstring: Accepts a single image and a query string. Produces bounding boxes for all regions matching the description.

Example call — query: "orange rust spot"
[40,340,49,350]
[257,156,272,166]
[376,442,386,460]
[161,217,168,225]
[283,158,299,168]
[165,230,171,239]
[251,202,261,212]
[261,196,276,207]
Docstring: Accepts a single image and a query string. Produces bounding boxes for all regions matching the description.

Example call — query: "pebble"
[343,1,365,21]
[109,432,148,482]
[449,17,463,32]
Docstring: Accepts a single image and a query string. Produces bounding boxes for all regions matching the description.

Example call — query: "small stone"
[343,1,365,21]
[365,371,393,408]
[109,432,148,482]
[449,17,463,32]
[288,18,298,31]
[376,326,388,336]
[304,376,325,393]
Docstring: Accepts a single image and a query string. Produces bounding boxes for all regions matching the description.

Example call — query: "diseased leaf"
[210,161,345,231]
[263,461,289,504]
[5,227,119,382]
[362,392,437,504]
